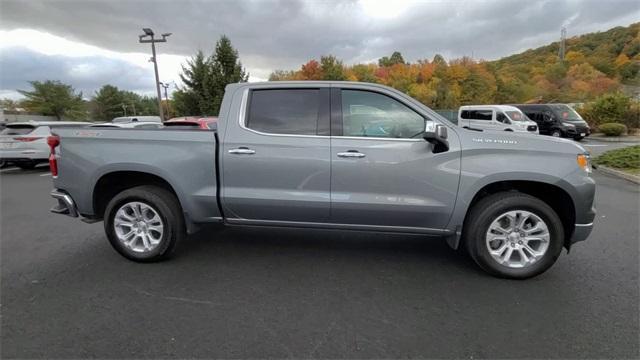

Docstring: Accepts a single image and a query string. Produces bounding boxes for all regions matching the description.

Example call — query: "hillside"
[270,23,640,108]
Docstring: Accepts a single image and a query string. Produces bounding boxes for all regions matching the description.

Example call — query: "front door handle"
[229,147,255,155]
[337,151,365,158]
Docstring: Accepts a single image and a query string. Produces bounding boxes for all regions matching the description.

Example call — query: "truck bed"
[51,128,221,227]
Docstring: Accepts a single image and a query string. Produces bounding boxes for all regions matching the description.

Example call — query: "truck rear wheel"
[463,192,564,279]
[104,185,184,262]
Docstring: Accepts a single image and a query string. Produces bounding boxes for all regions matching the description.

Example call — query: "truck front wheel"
[104,185,185,262]
[463,192,564,279]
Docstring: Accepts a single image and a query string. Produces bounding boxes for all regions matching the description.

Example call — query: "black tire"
[505,129,514,132]
[574,136,584,141]
[550,129,563,137]
[104,185,185,262]
[463,192,564,279]
[16,161,36,169]
[0,160,6,168]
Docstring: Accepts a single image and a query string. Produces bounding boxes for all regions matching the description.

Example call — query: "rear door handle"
[228,147,255,155]
[337,151,365,158]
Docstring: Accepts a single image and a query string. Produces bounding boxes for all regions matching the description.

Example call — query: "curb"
[588,136,640,143]
[595,165,640,185]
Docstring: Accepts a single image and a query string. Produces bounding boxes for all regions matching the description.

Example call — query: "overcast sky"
[1,0,638,99]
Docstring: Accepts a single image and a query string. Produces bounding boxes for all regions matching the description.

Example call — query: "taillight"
[13,136,42,142]
[47,135,60,177]
[47,135,60,149]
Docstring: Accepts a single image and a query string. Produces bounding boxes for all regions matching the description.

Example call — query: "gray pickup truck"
[49,81,595,279]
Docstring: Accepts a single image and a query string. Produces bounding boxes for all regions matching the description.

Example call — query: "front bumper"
[51,189,79,217]
[570,222,594,243]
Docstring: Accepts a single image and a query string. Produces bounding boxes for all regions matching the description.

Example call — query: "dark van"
[513,104,590,140]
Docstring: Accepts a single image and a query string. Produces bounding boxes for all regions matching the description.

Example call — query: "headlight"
[565,123,576,128]
[577,153,591,173]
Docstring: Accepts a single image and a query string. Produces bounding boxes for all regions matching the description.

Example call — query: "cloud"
[0,47,156,98]
[0,0,638,97]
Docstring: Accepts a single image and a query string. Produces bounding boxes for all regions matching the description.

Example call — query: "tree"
[378,51,406,67]
[204,35,249,115]
[0,98,23,111]
[90,85,159,120]
[18,80,86,120]
[177,50,210,116]
[91,85,125,121]
[269,70,296,81]
[320,55,345,80]
[297,60,323,80]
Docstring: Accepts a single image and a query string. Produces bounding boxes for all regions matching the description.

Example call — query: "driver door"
[330,88,460,231]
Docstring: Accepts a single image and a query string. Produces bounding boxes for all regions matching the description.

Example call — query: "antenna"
[558,26,566,61]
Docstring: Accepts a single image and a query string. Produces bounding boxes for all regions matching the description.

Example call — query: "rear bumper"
[51,189,79,217]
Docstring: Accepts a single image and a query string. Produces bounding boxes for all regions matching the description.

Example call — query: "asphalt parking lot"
[1,148,638,358]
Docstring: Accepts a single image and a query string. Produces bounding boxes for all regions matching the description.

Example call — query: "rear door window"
[246,89,322,135]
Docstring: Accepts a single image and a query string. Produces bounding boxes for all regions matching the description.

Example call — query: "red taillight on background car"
[47,135,60,177]
[13,136,42,142]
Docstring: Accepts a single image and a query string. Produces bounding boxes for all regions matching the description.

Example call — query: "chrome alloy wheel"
[114,201,164,253]
[485,210,550,268]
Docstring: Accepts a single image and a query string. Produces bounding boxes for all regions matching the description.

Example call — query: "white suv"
[458,105,539,134]
[0,121,90,169]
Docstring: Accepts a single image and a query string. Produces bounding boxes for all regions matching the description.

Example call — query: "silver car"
[0,121,90,169]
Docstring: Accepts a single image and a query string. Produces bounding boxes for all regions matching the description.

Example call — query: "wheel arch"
[450,178,577,250]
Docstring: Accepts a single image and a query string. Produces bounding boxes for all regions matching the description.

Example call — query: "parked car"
[458,105,539,134]
[111,116,162,124]
[89,122,164,129]
[512,104,590,140]
[0,121,90,169]
[164,117,218,130]
[49,82,595,279]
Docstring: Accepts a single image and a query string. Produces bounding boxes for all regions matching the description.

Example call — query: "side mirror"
[423,120,449,153]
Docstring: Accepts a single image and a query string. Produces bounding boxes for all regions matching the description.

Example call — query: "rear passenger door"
[221,87,332,223]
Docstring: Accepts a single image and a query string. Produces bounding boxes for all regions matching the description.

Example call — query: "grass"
[594,145,640,175]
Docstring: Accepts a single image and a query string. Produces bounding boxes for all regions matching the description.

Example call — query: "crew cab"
[49,82,596,279]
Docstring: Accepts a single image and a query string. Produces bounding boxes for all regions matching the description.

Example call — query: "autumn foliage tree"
[269,23,639,111]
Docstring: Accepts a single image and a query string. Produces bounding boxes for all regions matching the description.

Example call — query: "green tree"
[378,51,406,67]
[91,85,125,121]
[580,92,632,126]
[320,55,345,80]
[269,70,296,81]
[204,35,249,115]
[18,80,86,120]
[90,85,159,121]
[177,50,210,116]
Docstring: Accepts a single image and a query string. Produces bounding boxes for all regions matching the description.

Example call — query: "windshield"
[504,110,527,122]
[1,125,35,135]
[550,104,584,122]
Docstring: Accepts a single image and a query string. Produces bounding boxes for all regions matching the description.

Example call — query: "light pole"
[139,28,171,120]
[159,82,170,118]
